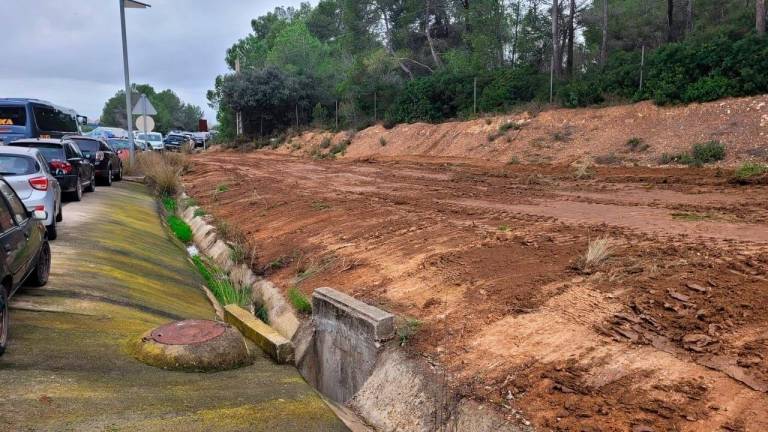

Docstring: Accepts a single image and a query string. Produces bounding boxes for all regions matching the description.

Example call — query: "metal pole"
[141,94,147,138]
[335,100,338,130]
[639,45,645,93]
[119,0,136,165]
[473,77,477,115]
[374,92,377,122]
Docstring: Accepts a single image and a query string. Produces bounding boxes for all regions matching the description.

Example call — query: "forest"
[206,0,768,139]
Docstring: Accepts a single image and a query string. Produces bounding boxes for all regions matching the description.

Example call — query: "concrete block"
[312,287,394,341]
[224,304,294,364]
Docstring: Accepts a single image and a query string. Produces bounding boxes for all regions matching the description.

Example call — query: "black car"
[163,133,192,151]
[9,138,96,201]
[0,177,51,355]
[68,135,123,186]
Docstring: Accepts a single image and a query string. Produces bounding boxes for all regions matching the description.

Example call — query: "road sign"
[136,115,155,132]
[132,94,157,116]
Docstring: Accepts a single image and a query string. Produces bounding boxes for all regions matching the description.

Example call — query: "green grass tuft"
[192,255,252,307]
[734,162,767,180]
[287,287,312,314]
[167,215,192,243]
[193,208,206,217]
[162,196,176,213]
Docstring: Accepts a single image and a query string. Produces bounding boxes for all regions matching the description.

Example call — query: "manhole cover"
[150,319,227,345]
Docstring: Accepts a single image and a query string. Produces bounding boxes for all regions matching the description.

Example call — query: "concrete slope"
[0,182,347,432]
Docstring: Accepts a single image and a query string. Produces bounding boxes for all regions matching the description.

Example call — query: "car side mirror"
[32,210,47,221]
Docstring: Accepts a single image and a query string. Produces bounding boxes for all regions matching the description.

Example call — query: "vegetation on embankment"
[207,0,768,140]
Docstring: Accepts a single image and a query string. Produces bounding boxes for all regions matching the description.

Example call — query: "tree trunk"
[378,4,414,79]
[758,0,766,35]
[566,0,575,76]
[686,0,694,34]
[600,0,608,67]
[425,0,443,68]
[511,0,522,65]
[667,0,675,42]
[552,0,561,78]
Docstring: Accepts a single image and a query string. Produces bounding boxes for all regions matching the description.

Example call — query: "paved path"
[0,182,347,432]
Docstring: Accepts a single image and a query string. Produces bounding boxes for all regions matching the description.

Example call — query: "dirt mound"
[279,95,768,167]
[183,152,768,431]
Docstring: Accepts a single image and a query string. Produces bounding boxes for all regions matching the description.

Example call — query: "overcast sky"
[0,0,304,125]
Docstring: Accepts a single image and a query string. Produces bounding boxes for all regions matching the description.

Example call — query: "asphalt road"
[0,181,347,432]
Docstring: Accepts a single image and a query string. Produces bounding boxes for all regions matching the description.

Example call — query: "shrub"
[499,122,521,133]
[138,152,187,196]
[287,287,312,314]
[582,238,612,270]
[397,318,422,346]
[379,136,387,146]
[319,137,332,149]
[558,79,604,108]
[626,137,648,152]
[594,153,623,165]
[733,162,768,180]
[193,208,206,217]
[691,140,726,164]
[329,139,349,156]
[167,215,192,243]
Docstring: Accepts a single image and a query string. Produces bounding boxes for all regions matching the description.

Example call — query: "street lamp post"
[119,0,150,166]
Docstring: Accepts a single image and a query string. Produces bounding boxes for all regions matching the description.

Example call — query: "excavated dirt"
[184,149,768,431]
[278,94,768,167]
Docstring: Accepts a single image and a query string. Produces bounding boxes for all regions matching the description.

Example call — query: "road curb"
[224,304,294,364]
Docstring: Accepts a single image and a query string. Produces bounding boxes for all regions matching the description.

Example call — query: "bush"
[139,152,187,196]
[734,162,767,180]
[558,79,604,108]
[167,215,192,243]
[626,137,648,152]
[192,256,251,307]
[691,140,726,164]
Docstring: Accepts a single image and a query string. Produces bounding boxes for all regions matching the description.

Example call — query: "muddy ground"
[184,151,768,431]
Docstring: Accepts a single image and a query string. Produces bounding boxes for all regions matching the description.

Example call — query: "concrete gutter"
[224,304,294,364]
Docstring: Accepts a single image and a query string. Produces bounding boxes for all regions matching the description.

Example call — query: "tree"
[100,84,202,134]
[600,0,608,66]
[666,0,674,42]
[759,0,766,35]
[566,0,576,75]
[552,0,561,77]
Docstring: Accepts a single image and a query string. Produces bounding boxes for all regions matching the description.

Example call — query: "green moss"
[162,196,177,213]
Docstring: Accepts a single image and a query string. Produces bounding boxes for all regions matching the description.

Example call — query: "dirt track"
[184,151,768,431]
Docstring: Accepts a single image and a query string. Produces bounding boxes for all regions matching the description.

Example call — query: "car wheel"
[104,166,113,187]
[56,204,62,222]
[27,241,50,287]
[114,164,123,181]
[47,219,57,241]
[0,288,8,355]
[70,179,83,202]
[86,173,96,192]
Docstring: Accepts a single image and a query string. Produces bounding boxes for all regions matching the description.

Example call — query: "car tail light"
[29,176,49,191]
[49,160,73,175]
[96,151,104,161]
[33,205,45,212]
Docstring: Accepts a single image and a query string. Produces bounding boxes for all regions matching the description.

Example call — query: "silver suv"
[0,147,61,240]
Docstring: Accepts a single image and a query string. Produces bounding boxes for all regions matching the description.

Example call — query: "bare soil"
[278,95,768,167]
[184,149,768,431]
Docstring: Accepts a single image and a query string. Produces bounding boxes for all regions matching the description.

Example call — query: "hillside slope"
[280,95,768,166]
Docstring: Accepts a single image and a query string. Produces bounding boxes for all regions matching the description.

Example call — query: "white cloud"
[0,0,304,124]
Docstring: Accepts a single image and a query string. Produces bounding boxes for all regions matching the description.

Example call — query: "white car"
[135,132,164,151]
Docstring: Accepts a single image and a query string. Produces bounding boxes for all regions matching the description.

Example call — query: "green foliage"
[193,208,206,217]
[625,137,648,152]
[558,79,604,108]
[734,162,768,180]
[255,305,270,324]
[192,256,252,307]
[691,140,726,163]
[161,197,176,213]
[101,84,202,134]
[287,287,312,314]
[397,318,422,346]
[167,215,192,243]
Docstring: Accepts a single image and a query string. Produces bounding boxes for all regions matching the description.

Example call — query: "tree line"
[207,0,768,139]
[100,84,203,134]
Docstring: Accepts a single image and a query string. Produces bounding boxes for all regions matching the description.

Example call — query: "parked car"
[0,98,85,143]
[106,138,143,161]
[8,139,96,201]
[135,132,164,151]
[163,133,193,151]
[0,147,61,240]
[0,177,51,355]
[68,136,122,186]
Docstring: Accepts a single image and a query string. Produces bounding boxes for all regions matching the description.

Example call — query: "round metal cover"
[150,320,227,345]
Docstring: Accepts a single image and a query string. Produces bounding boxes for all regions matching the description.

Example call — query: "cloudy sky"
[0,0,303,124]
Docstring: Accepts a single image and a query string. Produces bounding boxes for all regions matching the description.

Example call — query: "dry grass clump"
[572,160,596,180]
[574,237,613,273]
[138,152,189,196]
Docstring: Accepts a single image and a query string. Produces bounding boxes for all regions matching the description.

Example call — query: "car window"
[0,182,28,224]
[32,106,79,133]
[70,143,84,158]
[0,106,27,126]
[0,198,14,232]
[0,155,38,175]
[99,141,111,151]
[37,154,51,174]
[72,139,100,153]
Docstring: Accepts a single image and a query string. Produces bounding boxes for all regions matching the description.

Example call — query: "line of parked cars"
[0,98,138,355]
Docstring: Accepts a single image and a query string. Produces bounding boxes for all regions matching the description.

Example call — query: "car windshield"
[33,106,79,133]
[0,155,37,175]
[108,139,130,150]
[9,142,64,162]
[138,133,161,141]
[71,138,100,154]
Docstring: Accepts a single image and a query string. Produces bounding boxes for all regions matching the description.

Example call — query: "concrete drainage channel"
[177,194,529,432]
